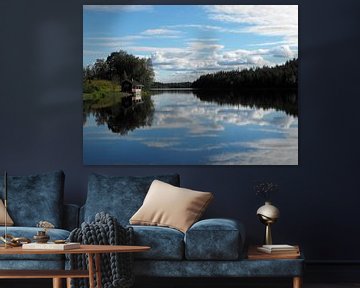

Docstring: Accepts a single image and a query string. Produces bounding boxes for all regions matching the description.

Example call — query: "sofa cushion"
[130,225,184,260]
[84,174,180,225]
[0,260,65,270]
[130,180,213,233]
[185,218,245,260]
[0,227,70,261]
[0,171,64,227]
[0,199,14,226]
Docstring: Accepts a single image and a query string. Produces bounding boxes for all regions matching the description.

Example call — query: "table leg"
[293,276,302,288]
[88,253,95,288]
[66,277,72,288]
[95,253,102,288]
[52,278,62,288]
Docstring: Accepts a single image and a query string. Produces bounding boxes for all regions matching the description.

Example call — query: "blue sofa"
[81,173,304,282]
[0,171,303,287]
[0,171,79,270]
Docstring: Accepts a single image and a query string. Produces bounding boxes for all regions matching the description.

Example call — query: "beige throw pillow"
[130,180,213,233]
[0,199,14,226]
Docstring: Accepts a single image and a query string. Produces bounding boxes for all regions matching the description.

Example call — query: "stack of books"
[22,242,80,250]
[257,244,299,255]
[248,244,300,260]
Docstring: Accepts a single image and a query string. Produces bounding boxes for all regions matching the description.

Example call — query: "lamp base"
[265,223,272,245]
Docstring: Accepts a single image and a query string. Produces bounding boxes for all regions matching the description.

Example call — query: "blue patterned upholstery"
[131,225,184,260]
[134,258,304,277]
[0,170,64,228]
[185,218,245,260]
[0,171,73,272]
[83,174,180,225]
[0,260,64,270]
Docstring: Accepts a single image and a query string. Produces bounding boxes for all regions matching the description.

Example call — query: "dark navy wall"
[1,0,359,263]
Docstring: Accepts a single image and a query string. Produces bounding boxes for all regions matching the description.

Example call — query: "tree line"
[84,50,297,92]
[83,50,155,89]
[151,82,192,89]
[191,59,298,91]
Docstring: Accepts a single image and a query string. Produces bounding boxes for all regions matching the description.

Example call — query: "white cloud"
[84,5,153,12]
[145,93,297,134]
[188,42,224,53]
[127,46,184,54]
[167,24,243,34]
[208,128,298,165]
[270,45,296,58]
[141,29,181,36]
[84,39,296,80]
[145,42,296,81]
[145,140,181,148]
[204,5,298,45]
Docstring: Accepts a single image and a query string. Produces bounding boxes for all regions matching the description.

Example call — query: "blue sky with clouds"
[83,5,298,83]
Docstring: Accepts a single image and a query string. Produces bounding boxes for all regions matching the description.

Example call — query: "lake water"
[83,90,298,165]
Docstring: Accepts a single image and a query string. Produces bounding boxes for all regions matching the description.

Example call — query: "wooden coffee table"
[0,244,150,288]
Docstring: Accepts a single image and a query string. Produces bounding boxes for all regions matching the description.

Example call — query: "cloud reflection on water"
[123,92,297,164]
[84,91,298,165]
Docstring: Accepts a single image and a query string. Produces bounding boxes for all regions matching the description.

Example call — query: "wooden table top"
[247,245,301,260]
[0,245,150,255]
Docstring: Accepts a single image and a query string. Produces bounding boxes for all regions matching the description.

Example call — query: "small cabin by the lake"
[121,79,144,96]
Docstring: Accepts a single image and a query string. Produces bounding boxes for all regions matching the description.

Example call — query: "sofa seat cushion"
[0,227,70,261]
[185,218,245,260]
[0,170,65,227]
[84,174,180,226]
[130,225,184,260]
[0,260,64,270]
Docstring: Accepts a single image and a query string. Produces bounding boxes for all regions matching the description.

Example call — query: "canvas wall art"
[83,5,298,165]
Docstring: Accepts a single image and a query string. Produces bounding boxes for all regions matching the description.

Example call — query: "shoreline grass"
[83,79,131,109]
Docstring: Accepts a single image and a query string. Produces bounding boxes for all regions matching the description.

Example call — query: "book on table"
[257,244,299,254]
[22,242,80,250]
[248,245,300,260]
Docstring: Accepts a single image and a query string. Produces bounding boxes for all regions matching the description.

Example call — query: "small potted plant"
[254,181,279,202]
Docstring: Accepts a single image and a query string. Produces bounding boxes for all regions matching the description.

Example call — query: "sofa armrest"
[184,218,245,260]
[63,204,80,231]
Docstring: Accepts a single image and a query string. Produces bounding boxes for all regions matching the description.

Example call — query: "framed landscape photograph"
[83,5,298,165]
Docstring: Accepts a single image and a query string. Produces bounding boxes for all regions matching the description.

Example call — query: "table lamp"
[256,201,280,245]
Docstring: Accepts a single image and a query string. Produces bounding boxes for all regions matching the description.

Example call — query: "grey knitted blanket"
[68,212,134,288]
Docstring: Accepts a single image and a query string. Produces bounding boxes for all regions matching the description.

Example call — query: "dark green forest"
[151,82,192,89]
[191,59,298,90]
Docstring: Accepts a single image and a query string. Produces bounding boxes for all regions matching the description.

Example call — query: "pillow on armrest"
[0,199,14,226]
[130,180,213,233]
